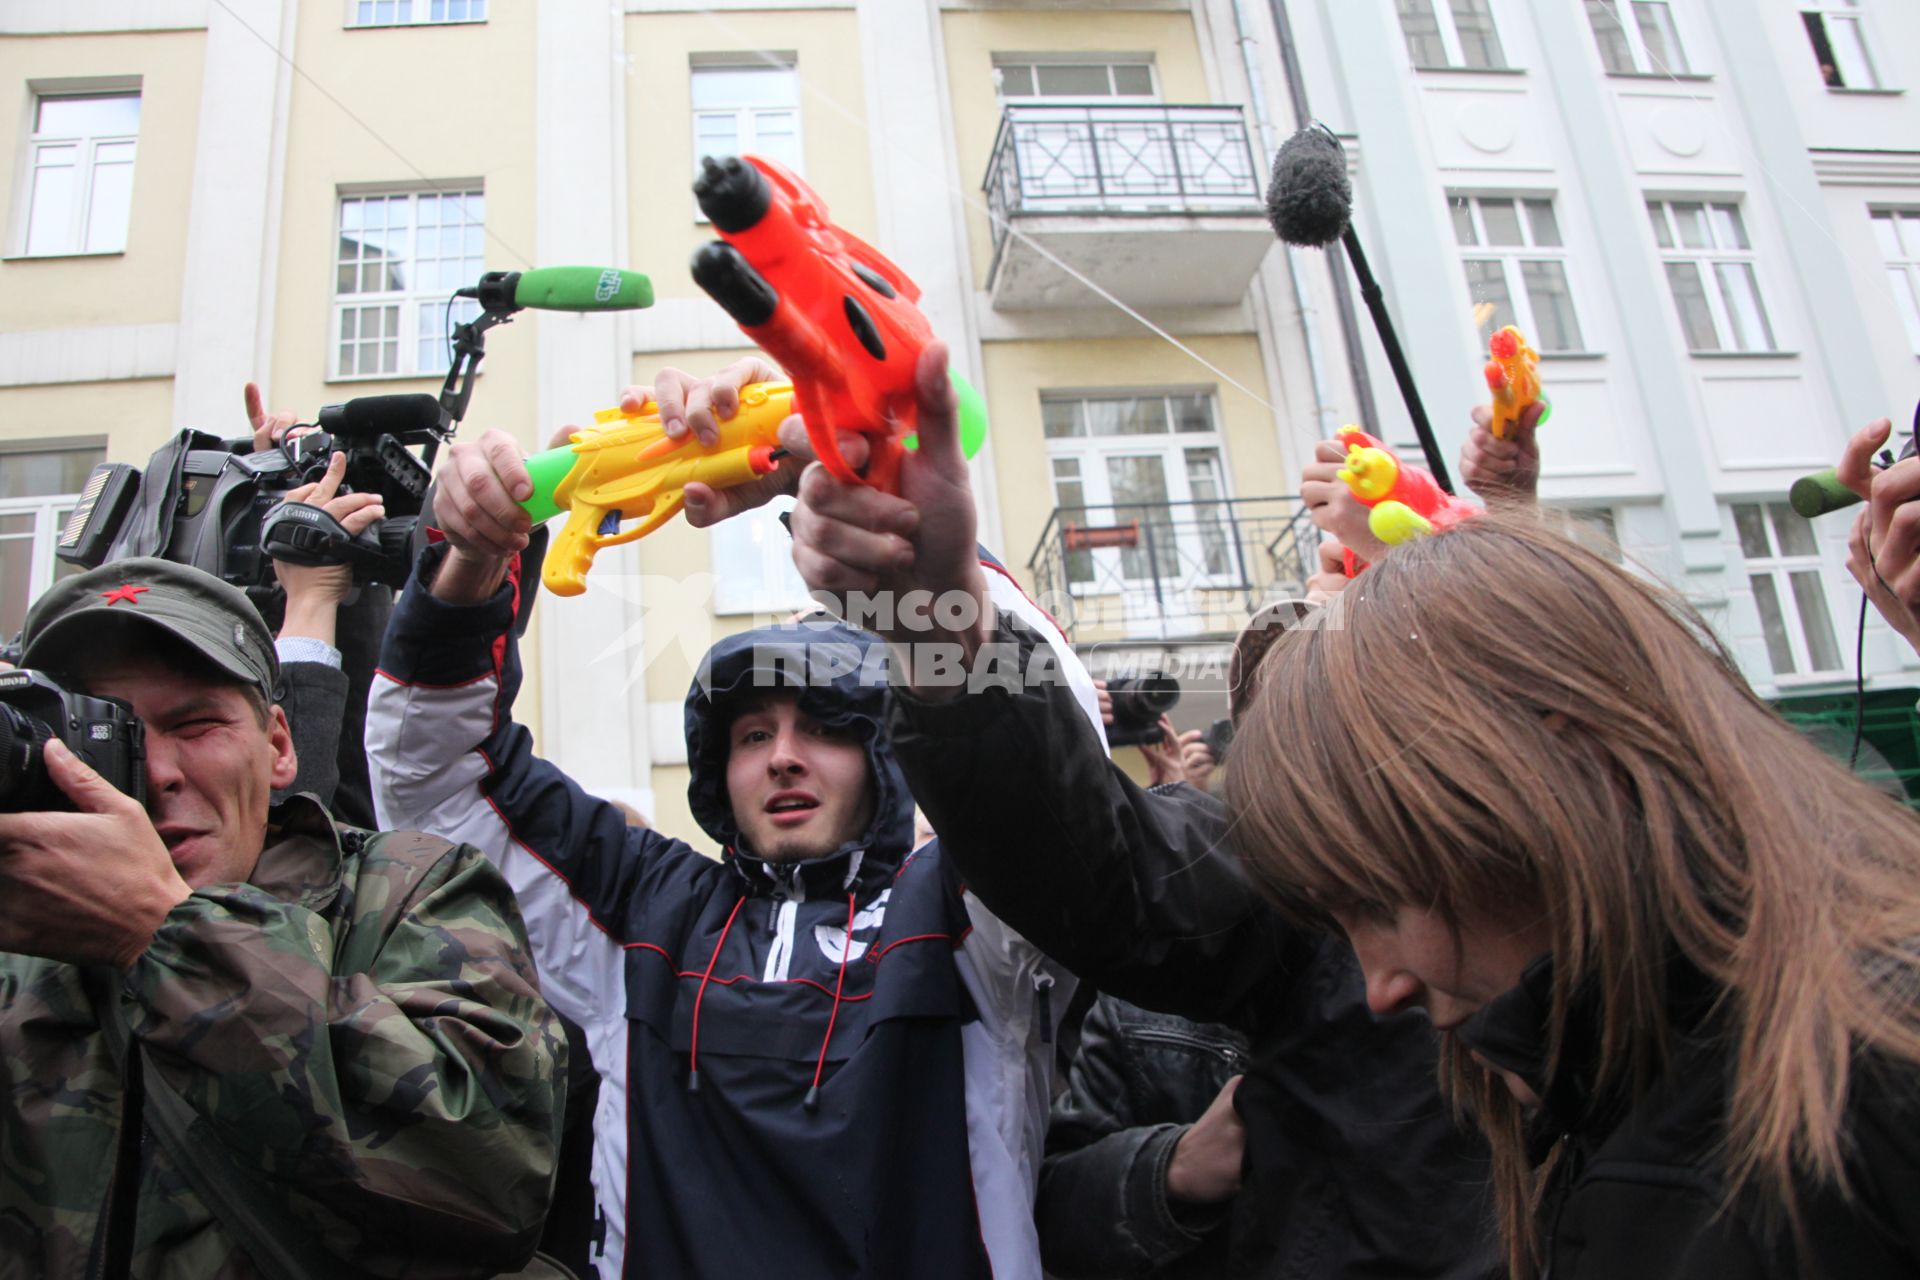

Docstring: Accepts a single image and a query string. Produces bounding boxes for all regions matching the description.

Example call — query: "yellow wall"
[650,763,708,859]
[269,6,538,428]
[940,9,1210,289]
[979,333,1286,589]
[0,31,206,333]
[624,9,877,307]
[0,377,172,457]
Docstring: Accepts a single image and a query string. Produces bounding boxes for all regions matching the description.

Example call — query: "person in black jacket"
[787,343,1498,1279]
[1038,992,1250,1279]
[1226,511,1920,1280]
[367,378,1096,1278]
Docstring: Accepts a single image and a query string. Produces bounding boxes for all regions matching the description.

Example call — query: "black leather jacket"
[1039,993,1249,1279]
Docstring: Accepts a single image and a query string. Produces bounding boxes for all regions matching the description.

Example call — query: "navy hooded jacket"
[368,543,1082,1279]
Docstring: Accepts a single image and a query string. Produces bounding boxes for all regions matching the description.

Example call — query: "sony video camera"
[52,394,448,607]
[0,670,145,813]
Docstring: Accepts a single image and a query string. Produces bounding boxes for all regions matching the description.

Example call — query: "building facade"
[1,0,1914,832]
[1287,0,1920,784]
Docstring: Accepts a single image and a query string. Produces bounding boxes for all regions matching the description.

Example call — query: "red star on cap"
[101,583,149,606]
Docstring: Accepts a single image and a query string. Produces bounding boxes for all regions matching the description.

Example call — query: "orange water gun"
[519,382,795,596]
[689,155,931,494]
[1483,326,1547,440]
[1334,426,1479,575]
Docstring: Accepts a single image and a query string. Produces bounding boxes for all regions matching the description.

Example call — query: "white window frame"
[346,0,486,28]
[1647,198,1779,354]
[1450,193,1590,354]
[1799,1,1881,90]
[690,59,804,223]
[1733,500,1843,679]
[1871,209,1920,356]
[1394,0,1510,71]
[710,496,813,617]
[1585,0,1692,75]
[1041,391,1239,599]
[330,187,484,382]
[0,444,105,643]
[992,56,1160,103]
[14,87,141,259]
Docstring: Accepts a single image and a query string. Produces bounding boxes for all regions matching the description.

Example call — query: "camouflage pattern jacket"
[0,794,566,1279]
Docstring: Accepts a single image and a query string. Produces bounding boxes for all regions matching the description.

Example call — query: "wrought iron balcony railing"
[1028,496,1321,642]
[983,102,1265,248]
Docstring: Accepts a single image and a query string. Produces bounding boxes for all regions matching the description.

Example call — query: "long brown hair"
[1224,512,1920,1278]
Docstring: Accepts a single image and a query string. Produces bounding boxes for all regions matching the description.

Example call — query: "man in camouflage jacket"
[0,558,564,1279]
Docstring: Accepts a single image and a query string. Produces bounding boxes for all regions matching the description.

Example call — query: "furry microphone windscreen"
[1265,126,1352,249]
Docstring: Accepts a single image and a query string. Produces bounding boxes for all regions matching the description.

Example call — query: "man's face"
[81,654,296,889]
[725,693,876,862]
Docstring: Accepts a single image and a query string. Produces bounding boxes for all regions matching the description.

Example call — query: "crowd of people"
[0,344,1916,1280]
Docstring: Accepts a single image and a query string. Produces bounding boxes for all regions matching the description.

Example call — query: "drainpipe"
[1228,0,1340,438]
[1264,0,1381,432]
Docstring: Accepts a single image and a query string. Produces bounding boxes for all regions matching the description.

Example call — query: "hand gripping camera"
[52,394,447,607]
[0,670,145,813]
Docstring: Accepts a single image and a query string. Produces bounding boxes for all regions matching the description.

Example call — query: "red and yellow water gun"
[1483,325,1546,440]
[688,154,934,495]
[518,382,795,597]
[1334,426,1479,574]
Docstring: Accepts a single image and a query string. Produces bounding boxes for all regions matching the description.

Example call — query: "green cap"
[21,557,280,695]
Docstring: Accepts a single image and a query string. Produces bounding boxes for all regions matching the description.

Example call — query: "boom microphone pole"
[1266,124,1454,493]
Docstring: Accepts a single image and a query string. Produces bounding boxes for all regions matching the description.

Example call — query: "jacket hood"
[684,619,916,876]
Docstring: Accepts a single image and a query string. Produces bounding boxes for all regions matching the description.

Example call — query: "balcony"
[982,104,1275,310]
[1029,496,1320,644]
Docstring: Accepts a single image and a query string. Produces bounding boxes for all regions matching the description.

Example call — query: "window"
[710,496,812,616]
[332,189,483,379]
[1394,0,1508,71]
[692,63,802,178]
[1043,393,1234,592]
[349,0,485,27]
[1873,211,1920,354]
[1800,2,1879,89]
[1585,0,1690,75]
[994,59,1157,101]
[0,446,103,641]
[20,92,140,257]
[1549,506,1625,562]
[1647,199,1777,353]
[1451,195,1586,353]
[1734,502,1841,677]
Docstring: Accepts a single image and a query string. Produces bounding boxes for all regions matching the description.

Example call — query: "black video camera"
[0,670,146,813]
[1106,674,1181,748]
[52,394,448,608]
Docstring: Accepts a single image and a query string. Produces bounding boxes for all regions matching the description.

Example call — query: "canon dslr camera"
[0,670,146,813]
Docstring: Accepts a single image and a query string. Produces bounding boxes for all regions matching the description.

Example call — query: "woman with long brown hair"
[1226,512,1920,1280]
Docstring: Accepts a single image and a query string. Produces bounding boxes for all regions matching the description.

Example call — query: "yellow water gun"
[520,381,794,596]
[1482,326,1547,440]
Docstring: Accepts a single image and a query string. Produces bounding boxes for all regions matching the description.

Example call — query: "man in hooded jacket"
[366,439,1092,1278]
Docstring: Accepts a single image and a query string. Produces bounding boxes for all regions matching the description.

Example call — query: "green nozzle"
[520,445,577,524]
[904,369,989,458]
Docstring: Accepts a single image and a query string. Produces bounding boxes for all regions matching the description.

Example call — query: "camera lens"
[0,702,56,812]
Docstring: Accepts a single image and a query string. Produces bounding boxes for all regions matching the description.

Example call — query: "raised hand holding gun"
[1460,399,1547,505]
[1300,437,1390,565]
[789,341,992,696]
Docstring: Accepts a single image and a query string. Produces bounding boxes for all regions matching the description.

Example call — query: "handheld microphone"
[1267,124,1453,494]
[1791,400,1920,518]
[458,267,655,315]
